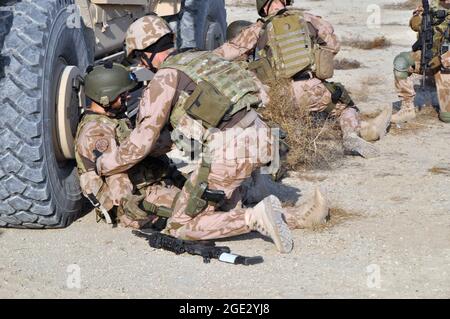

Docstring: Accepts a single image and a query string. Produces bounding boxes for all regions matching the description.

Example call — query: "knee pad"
[439,111,450,123]
[394,52,415,80]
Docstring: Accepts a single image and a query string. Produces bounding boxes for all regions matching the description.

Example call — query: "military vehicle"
[0,0,227,228]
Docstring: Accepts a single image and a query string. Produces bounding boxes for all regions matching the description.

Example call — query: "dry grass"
[341,36,392,50]
[384,0,418,10]
[312,207,362,232]
[334,58,362,70]
[260,79,343,170]
[428,166,450,176]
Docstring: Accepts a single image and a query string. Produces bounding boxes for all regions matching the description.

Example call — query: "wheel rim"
[55,65,84,160]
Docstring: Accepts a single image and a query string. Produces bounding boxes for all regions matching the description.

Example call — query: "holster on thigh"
[322,81,356,113]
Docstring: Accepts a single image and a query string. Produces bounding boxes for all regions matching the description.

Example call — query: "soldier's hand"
[121,194,148,220]
[428,56,441,70]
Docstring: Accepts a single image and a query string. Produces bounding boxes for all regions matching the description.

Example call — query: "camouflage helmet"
[125,15,173,58]
[227,20,253,41]
[84,63,137,107]
[256,0,292,17]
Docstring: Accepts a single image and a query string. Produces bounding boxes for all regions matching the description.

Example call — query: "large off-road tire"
[0,0,93,228]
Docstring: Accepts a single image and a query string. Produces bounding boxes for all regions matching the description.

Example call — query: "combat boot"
[295,188,330,229]
[245,195,294,254]
[359,106,392,142]
[391,100,416,124]
[343,132,380,158]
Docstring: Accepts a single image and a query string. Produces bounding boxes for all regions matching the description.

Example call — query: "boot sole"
[264,196,294,254]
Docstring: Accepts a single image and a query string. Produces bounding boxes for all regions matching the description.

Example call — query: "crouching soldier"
[75,62,180,228]
[215,0,392,158]
[392,0,450,123]
[94,16,329,253]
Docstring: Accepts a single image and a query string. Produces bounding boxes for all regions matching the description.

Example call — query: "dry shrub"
[334,58,362,70]
[384,0,418,10]
[341,36,392,50]
[428,166,450,176]
[260,79,342,170]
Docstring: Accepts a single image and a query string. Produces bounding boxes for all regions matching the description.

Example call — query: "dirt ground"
[1,0,449,299]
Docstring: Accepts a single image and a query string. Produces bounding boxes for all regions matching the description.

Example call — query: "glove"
[428,56,441,70]
[120,194,148,220]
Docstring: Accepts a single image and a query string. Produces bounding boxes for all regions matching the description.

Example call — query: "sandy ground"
[1,0,449,299]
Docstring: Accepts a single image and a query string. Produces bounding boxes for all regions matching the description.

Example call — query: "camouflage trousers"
[290,77,361,134]
[164,116,301,240]
[395,50,450,113]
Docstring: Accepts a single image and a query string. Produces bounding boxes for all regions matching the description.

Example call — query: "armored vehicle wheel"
[0,0,93,228]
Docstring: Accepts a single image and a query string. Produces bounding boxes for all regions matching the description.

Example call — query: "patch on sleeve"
[95,138,109,153]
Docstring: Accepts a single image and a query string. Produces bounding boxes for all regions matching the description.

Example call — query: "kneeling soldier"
[76,62,180,228]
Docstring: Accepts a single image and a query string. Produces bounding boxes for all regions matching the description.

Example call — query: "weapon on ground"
[133,229,264,266]
[412,0,434,87]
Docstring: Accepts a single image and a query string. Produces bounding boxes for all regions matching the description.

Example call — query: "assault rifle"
[412,0,434,87]
[133,230,264,266]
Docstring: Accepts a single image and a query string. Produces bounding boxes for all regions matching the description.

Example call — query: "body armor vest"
[161,51,261,129]
[257,9,315,79]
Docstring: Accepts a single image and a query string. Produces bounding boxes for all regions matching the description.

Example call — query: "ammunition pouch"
[323,82,355,113]
[314,47,335,80]
[185,81,233,128]
[248,58,276,84]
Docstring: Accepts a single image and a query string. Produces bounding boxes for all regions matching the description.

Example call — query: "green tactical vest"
[257,9,315,79]
[161,51,262,129]
[75,113,132,175]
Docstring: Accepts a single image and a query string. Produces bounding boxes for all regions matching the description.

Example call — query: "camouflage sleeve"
[213,21,263,61]
[76,120,117,169]
[304,12,340,54]
[76,120,116,196]
[96,68,177,176]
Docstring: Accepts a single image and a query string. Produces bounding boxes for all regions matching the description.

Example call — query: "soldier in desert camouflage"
[392,0,450,124]
[93,15,331,253]
[215,0,392,159]
[75,63,180,229]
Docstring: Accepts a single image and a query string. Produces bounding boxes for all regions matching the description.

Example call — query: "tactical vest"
[256,9,315,79]
[75,113,132,175]
[161,51,261,129]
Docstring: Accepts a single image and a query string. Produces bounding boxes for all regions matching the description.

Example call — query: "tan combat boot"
[343,132,380,158]
[391,100,416,124]
[359,106,392,142]
[295,188,330,229]
[245,195,294,254]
